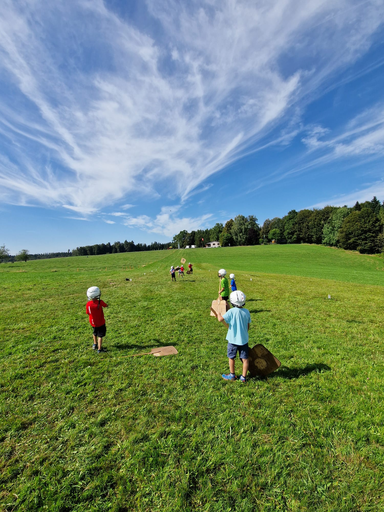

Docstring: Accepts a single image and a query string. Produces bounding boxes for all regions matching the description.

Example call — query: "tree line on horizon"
[2,196,384,262]
[172,196,384,255]
[72,240,170,256]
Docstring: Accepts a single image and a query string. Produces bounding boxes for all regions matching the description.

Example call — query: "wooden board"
[181,258,186,264]
[248,344,281,377]
[151,346,178,357]
[210,299,230,317]
[130,346,178,357]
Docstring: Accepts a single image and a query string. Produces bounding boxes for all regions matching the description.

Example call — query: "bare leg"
[92,334,97,347]
[98,336,103,350]
[242,358,249,378]
[229,358,235,374]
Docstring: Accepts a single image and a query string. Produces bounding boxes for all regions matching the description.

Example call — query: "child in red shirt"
[86,286,108,353]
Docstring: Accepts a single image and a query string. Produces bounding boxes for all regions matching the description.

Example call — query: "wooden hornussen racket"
[210,299,230,317]
[129,346,178,357]
[248,344,281,377]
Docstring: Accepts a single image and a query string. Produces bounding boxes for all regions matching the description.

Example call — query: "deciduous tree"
[16,249,30,262]
[0,244,10,262]
[338,208,380,253]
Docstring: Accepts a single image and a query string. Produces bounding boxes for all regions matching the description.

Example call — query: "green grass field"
[1,245,384,511]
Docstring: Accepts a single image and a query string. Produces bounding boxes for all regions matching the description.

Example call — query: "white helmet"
[230,273,235,279]
[218,268,226,276]
[87,286,101,300]
[230,290,246,307]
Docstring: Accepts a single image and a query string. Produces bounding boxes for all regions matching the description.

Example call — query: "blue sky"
[1,0,384,254]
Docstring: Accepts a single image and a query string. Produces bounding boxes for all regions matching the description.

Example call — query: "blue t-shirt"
[230,278,237,291]
[223,307,251,346]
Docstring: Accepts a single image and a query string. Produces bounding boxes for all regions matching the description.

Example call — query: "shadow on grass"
[265,363,331,380]
[113,339,178,351]
[246,298,262,302]
[248,309,271,314]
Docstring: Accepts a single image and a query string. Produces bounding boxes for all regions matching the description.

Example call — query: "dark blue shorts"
[227,342,249,360]
[93,324,106,338]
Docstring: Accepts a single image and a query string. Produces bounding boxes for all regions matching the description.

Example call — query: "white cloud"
[123,205,212,238]
[104,219,115,224]
[249,104,384,193]
[0,0,382,214]
[310,181,384,209]
[301,126,330,150]
[302,105,384,161]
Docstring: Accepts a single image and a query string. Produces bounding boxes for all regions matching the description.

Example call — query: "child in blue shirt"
[229,273,237,291]
[217,290,251,382]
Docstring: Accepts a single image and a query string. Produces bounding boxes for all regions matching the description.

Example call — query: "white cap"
[230,273,235,279]
[87,286,101,300]
[218,268,226,276]
[230,290,246,307]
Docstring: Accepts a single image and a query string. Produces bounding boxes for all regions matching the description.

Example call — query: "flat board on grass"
[248,344,281,377]
[130,346,178,357]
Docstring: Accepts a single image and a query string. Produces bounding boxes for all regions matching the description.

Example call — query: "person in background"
[230,273,237,292]
[218,268,229,302]
[188,262,193,274]
[86,286,108,354]
[170,266,176,281]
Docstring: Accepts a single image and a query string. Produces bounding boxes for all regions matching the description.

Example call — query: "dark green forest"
[172,197,384,255]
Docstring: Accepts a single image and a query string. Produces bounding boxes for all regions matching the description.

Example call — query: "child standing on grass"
[229,273,237,292]
[218,268,230,302]
[170,266,176,281]
[217,290,251,383]
[86,286,108,354]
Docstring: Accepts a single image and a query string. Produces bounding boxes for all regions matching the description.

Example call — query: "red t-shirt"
[86,299,108,327]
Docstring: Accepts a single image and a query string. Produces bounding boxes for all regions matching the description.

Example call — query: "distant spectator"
[170,266,176,281]
[230,273,237,292]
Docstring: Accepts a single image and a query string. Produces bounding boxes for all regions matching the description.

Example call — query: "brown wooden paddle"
[248,344,281,377]
[210,299,229,317]
[129,346,178,357]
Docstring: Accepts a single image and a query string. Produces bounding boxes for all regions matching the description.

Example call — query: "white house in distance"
[206,241,220,248]
[185,245,196,249]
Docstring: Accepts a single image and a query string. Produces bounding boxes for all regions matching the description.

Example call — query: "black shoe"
[98,348,107,353]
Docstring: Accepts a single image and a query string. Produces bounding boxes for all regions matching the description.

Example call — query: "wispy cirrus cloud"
[244,103,384,197]
[310,180,384,209]
[0,0,383,216]
[302,106,384,157]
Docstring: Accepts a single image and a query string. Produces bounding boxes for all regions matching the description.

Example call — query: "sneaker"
[222,373,236,381]
[238,375,246,383]
[98,348,107,353]
[92,344,97,350]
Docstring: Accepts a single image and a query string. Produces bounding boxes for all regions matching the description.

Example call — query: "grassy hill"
[1,245,383,511]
